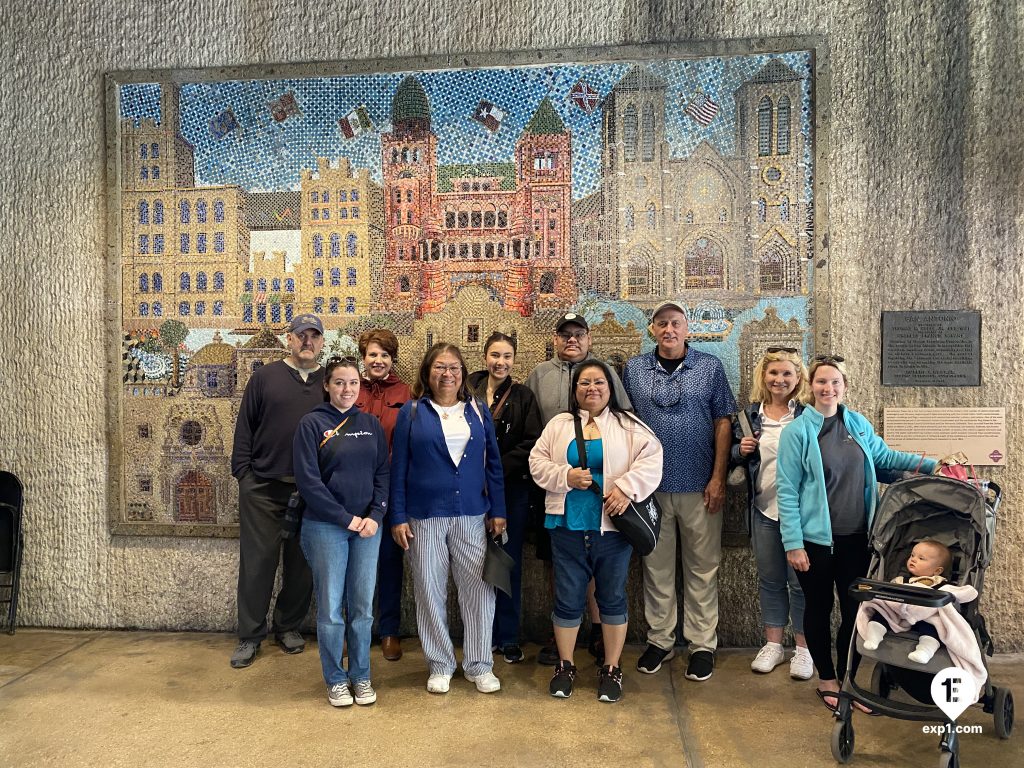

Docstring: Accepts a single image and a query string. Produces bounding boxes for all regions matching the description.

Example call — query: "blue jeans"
[751,511,805,633]
[300,519,381,685]
[376,510,405,637]
[549,527,632,627]
[492,481,529,647]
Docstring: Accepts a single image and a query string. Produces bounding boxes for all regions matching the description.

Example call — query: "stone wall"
[2,1,1020,648]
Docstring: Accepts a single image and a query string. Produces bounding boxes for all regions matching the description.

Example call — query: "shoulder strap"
[491,386,514,422]
[572,414,603,498]
[316,415,355,478]
[737,410,754,439]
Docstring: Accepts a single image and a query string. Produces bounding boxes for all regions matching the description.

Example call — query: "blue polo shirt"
[623,348,736,493]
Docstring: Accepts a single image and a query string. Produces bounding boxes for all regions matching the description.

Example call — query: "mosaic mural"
[109,43,824,536]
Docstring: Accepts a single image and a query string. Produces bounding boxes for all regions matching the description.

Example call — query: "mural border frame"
[104,36,832,537]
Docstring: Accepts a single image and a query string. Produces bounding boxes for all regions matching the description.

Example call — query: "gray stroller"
[831,475,1013,767]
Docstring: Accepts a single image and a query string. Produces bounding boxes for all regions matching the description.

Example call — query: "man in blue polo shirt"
[623,301,736,682]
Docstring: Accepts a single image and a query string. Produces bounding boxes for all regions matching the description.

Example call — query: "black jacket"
[468,371,543,483]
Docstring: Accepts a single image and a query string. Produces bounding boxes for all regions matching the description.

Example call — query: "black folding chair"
[0,471,24,634]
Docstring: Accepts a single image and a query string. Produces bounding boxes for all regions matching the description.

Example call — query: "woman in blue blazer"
[390,342,507,696]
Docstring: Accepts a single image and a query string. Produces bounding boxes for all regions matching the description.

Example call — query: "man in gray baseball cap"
[229,314,325,668]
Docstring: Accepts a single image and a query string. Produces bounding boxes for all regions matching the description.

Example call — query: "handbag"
[283,415,353,539]
[727,410,754,486]
[572,414,662,556]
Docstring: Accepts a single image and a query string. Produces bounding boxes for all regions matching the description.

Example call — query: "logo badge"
[930,667,977,722]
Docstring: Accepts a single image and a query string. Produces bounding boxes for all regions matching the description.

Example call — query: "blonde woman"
[731,347,812,679]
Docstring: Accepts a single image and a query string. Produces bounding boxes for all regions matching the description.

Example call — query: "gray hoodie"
[525,354,632,424]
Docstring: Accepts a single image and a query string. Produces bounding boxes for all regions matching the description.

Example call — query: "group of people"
[227,303,937,712]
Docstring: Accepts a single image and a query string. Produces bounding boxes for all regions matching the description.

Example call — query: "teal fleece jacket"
[776,405,938,552]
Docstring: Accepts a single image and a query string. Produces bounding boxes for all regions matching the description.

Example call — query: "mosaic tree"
[158,319,188,388]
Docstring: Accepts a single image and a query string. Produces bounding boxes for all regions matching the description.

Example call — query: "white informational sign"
[883,407,1006,466]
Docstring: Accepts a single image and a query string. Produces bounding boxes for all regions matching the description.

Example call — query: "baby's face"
[907,544,944,577]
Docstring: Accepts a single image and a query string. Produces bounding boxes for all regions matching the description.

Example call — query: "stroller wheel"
[993,686,1014,739]
[830,718,855,763]
[870,663,891,697]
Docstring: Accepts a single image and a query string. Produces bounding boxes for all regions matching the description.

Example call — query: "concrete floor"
[0,631,1021,768]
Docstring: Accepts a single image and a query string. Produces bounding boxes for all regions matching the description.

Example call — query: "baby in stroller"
[860,540,962,663]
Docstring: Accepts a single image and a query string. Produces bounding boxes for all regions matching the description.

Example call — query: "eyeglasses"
[431,364,462,375]
[766,346,798,354]
[556,331,588,341]
[326,355,359,366]
[812,354,845,365]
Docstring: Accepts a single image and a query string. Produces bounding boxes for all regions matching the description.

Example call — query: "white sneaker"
[426,673,451,694]
[751,643,785,673]
[789,648,814,680]
[328,682,354,707]
[464,669,501,693]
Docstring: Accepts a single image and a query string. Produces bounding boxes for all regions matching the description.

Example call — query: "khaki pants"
[642,491,723,653]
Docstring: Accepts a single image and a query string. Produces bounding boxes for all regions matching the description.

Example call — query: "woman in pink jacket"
[529,359,663,704]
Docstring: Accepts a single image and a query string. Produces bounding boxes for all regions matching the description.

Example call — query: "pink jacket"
[529,408,663,534]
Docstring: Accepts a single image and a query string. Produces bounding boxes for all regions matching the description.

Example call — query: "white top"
[429,400,470,466]
[753,401,797,522]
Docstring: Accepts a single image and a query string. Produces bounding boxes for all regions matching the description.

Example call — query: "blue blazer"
[389,396,507,526]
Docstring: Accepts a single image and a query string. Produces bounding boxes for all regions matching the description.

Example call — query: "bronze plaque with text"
[881,310,981,386]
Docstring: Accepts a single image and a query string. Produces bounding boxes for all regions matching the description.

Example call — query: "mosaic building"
[378,76,577,317]
[573,60,808,305]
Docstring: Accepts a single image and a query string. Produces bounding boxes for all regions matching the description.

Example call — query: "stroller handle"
[849,578,954,608]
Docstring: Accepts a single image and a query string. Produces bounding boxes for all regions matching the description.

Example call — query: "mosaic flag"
[338,106,373,139]
[269,91,301,123]
[684,90,719,126]
[209,108,239,139]
[472,99,505,132]
[570,80,600,113]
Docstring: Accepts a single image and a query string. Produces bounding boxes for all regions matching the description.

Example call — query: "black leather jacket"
[468,371,543,483]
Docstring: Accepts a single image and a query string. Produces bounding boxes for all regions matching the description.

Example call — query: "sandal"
[815,688,839,712]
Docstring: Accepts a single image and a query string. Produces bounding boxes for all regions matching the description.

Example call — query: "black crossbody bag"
[572,414,662,556]
[282,416,354,539]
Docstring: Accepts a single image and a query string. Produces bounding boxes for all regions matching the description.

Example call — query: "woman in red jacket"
[354,328,411,662]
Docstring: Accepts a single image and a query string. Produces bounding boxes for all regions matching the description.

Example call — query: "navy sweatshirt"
[292,403,390,528]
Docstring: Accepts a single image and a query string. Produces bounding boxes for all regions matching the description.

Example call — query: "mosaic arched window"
[539,272,556,294]
[180,200,190,224]
[391,148,399,164]
[214,199,224,222]
[180,233,189,253]
[285,278,294,293]
[313,234,323,258]
[684,237,724,289]
[758,97,773,156]
[497,210,508,228]
[329,297,340,314]
[153,235,164,254]
[213,272,224,291]
[150,143,159,158]
[196,272,207,291]
[139,273,149,292]
[213,301,223,316]
[244,279,253,292]
[196,233,207,253]
[153,200,164,224]
[213,232,224,252]
[314,269,324,287]
[243,305,252,323]
[151,166,159,180]
[780,196,790,222]
[347,233,357,257]
[256,304,266,323]
[179,301,190,316]
[138,201,149,224]
[759,244,787,291]
[330,233,340,258]
[284,303,293,321]
[271,278,280,292]
[642,103,655,161]
[257,278,266,292]
[758,198,767,223]
[152,273,162,292]
[140,144,148,159]
[196,200,207,223]
[623,105,638,162]
[646,202,656,229]
[625,251,655,297]
[398,275,411,293]
[180,272,190,291]
[140,166,148,180]
[271,304,281,323]
[345,297,356,314]
[195,301,205,316]
[152,301,162,317]
[330,268,340,287]
[139,302,149,317]
[347,267,357,286]
[625,205,635,231]
[776,96,791,155]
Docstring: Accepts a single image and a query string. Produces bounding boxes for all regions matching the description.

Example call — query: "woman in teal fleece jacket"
[776,356,937,712]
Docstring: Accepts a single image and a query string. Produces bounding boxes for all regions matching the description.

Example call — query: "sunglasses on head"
[812,354,845,365]
[766,346,798,354]
[326,355,360,366]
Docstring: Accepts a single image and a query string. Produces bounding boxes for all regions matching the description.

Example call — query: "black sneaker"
[549,660,577,698]
[685,650,715,681]
[537,641,560,666]
[587,623,604,663]
[597,664,623,703]
[636,643,675,674]
[500,644,524,664]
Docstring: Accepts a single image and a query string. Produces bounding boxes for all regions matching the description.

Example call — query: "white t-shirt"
[429,400,471,466]
[753,401,797,522]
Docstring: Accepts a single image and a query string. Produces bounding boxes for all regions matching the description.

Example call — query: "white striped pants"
[408,514,496,677]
